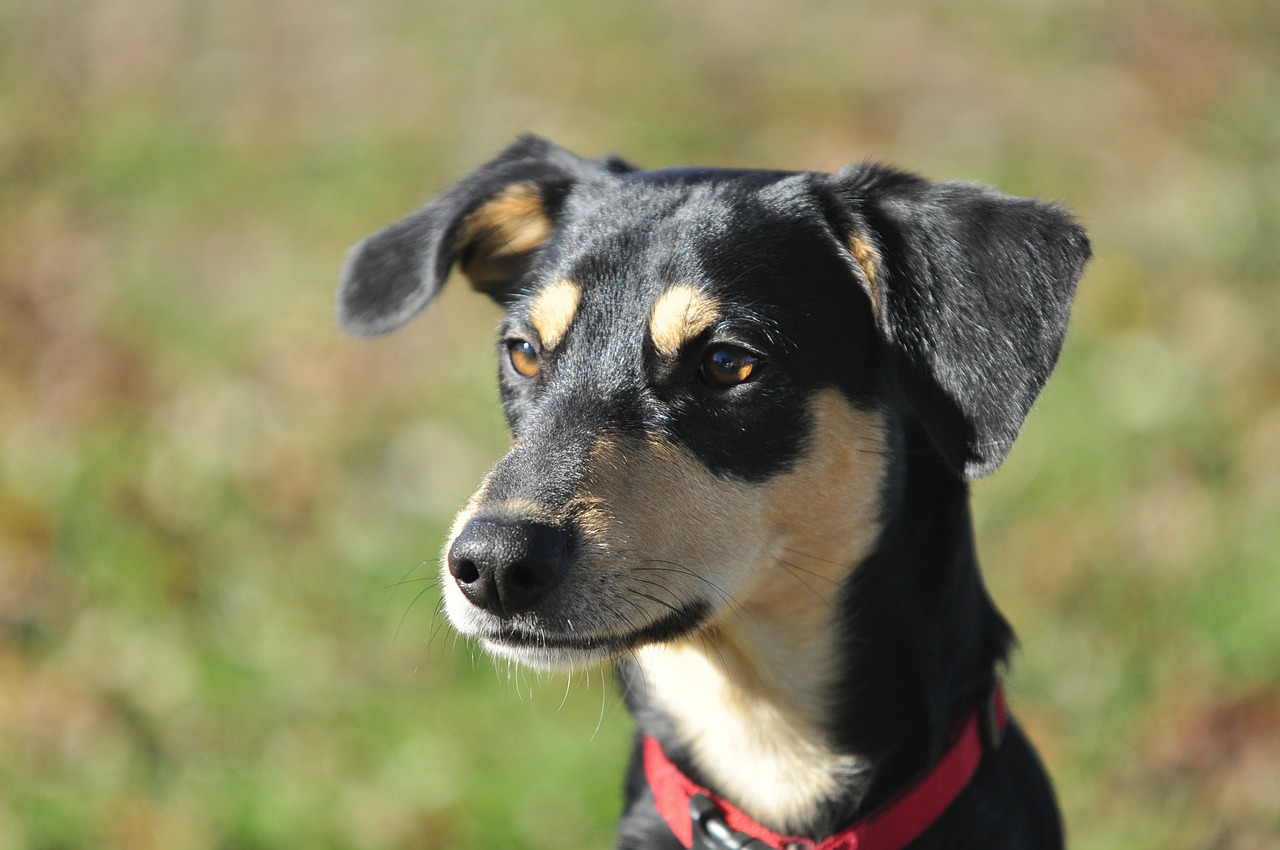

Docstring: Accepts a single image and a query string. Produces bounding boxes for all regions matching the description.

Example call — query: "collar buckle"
[689,794,777,850]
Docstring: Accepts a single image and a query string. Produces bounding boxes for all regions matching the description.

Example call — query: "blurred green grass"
[1,0,1278,848]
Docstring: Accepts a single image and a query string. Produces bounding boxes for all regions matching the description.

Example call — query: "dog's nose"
[447,518,571,616]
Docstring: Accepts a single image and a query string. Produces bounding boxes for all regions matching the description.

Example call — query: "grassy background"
[1,0,1278,847]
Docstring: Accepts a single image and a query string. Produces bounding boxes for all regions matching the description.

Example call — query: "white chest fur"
[634,636,867,833]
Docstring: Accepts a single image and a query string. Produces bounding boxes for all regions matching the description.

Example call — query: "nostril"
[452,558,480,585]
[447,536,500,613]
[509,559,555,592]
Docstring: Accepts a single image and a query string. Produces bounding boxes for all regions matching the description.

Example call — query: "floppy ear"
[821,165,1091,479]
[337,135,595,337]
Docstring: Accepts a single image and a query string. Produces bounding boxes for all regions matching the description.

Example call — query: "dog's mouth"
[474,599,711,667]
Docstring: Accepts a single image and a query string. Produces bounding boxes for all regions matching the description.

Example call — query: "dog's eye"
[507,339,540,378]
[701,345,760,386]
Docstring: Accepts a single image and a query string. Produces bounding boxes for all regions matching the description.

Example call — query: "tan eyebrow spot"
[649,284,721,358]
[529,280,582,350]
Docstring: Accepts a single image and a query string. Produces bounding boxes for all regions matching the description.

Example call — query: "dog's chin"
[478,638,616,671]
[449,598,713,671]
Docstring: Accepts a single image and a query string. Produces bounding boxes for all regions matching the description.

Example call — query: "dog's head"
[339,136,1089,670]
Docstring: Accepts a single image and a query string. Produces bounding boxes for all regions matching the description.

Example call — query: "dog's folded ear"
[820,166,1091,479]
[337,135,597,337]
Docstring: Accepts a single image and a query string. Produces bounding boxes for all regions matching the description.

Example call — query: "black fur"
[338,136,1090,849]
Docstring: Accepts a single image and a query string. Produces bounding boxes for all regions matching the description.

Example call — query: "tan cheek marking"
[746,391,888,631]
[572,433,764,577]
[567,432,770,646]
[459,182,552,290]
[528,280,581,350]
[649,284,721,358]
[848,233,881,311]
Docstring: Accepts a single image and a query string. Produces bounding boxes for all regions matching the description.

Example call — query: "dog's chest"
[633,641,866,833]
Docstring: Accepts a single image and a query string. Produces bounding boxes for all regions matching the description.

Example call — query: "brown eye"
[508,339,540,378]
[701,345,760,386]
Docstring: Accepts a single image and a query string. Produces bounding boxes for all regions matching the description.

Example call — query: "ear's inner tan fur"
[848,233,882,311]
[459,182,553,291]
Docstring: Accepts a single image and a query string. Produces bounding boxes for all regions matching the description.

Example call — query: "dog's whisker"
[634,559,739,604]
[776,551,849,584]
[634,560,728,594]
[592,664,610,740]
[779,547,878,581]
[383,556,439,591]
[558,668,574,714]
[380,574,442,593]
[413,595,450,671]
[631,576,689,611]
[634,560,755,628]
[394,583,441,648]
[631,590,683,618]
[425,595,449,650]
[774,560,830,600]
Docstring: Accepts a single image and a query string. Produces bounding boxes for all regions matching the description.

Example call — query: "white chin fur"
[442,581,618,671]
[480,639,615,671]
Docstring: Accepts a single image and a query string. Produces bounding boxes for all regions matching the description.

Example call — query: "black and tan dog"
[337,136,1089,850]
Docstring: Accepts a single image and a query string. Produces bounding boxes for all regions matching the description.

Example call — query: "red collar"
[644,684,1008,850]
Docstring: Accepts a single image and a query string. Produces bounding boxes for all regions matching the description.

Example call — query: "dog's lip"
[480,599,710,655]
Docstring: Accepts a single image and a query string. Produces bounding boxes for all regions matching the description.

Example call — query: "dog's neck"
[631,613,866,831]
[622,436,1012,838]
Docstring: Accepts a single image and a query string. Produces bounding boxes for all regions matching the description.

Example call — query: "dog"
[337,135,1090,849]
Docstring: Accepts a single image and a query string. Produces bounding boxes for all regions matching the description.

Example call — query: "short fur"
[338,135,1090,849]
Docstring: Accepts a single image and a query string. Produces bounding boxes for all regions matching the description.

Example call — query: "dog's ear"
[338,135,595,337]
[820,165,1091,479]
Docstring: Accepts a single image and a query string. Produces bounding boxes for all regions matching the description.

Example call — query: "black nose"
[447,518,571,616]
